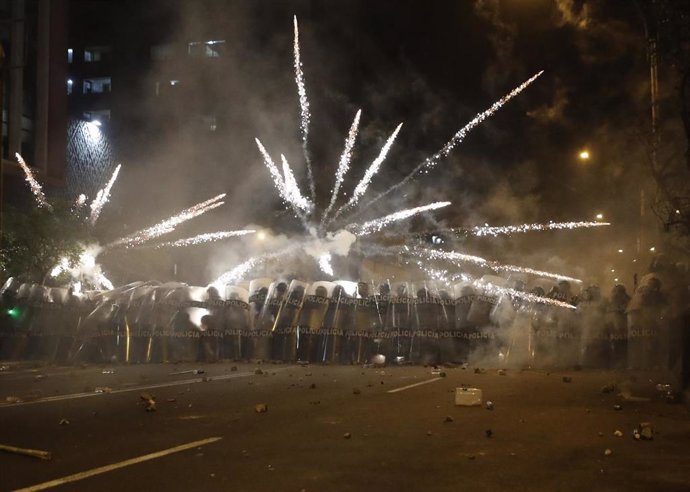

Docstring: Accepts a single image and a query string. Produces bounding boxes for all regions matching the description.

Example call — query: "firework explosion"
[210,17,607,310]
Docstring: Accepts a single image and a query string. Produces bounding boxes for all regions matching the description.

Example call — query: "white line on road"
[0,369,279,408]
[13,437,223,492]
[387,377,443,393]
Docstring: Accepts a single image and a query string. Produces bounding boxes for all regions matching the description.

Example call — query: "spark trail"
[211,245,301,287]
[281,155,312,213]
[89,164,122,225]
[417,248,581,284]
[256,139,310,219]
[16,153,52,210]
[348,201,451,235]
[321,109,362,226]
[468,221,610,237]
[356,71,544,214]
[331,123,403,223]
[108,194,226,249]
[293,15,315,202]
[146,230,256,249]
[415,262,575,310]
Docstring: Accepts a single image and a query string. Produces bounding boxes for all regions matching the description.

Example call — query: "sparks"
[331,123,403,223]
[281,154,313,213]
[349,201,451,235]
[293,15,315,202]
[256,138,308,219]
[212,245,300,286]
[147,230,256,249]
[321,109,362,226]
[89,164,122,225]
[108,194,226,248]
[417,248,581,284]
[359,71,544,212]
[468,220,610,237]
[16,153,52,210]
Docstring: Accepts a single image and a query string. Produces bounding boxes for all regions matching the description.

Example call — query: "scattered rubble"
[636,422,654,440]
[59,418,70,426]
[613,430,623,437]
[140,392,156,412]
[255,403,268,413]
[352,388,361,395]
[343,432,352,439]
[485,401,494,411]
[5,396,23,404]
[255,369,264,375]
[444,416,454,423]
[95,387,112,394]
[102,369,116,375]
[604,449,612,456]
[230,366,238,372]
[562,376,572,383]
[601,384,615,394]
[0,444,52,460]
[485,429,493,438]
[497,369,507,376]
[613,404,622,411]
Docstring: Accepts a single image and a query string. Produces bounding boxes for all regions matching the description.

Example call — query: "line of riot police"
[0,272,683,370]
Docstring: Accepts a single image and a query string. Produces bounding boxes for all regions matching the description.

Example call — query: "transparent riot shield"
[297,281,335,362]
[222,285,250,361]
[412,282,441,365]
[272,280,307,362]
[249,278,276,361]
[464,276,503,365]
[346,281,379,364]
[429,281,454,364]
[124,283,159,364]
[370,280,392,361]
[606,285,630,369]
[390,281,412,364]
[453,282,476,364]
[320,282,355,363]
[577,286,608,368]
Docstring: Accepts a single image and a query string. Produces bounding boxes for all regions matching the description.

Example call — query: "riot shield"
[297,281,335,362]
[320,283,354,363]
[431,281,455,364]
[453,282,476,364]
[578,286,608,368]
[464,276,503,365]
[606,285,630,369]
[412,282,438,365]
[370,281,393,360]
[272,280,307,362]
[390,281,412,363]
[222,285,250,361]
[250,278,278,361]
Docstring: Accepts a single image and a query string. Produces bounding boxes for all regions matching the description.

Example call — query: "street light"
[595,213,604,220]
[579,150,590,160]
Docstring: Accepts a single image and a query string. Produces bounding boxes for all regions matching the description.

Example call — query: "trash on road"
[562,376,572,383]
[455,387,482,406]
[5,396,23,404]
[613,430,623,437]
[352,388,361,395]
[343,432,352,439]
[604,448,612,456]
[102,369,116,375]
[169,369,205,376]
[444,416,454,423]
[140,392,156,411]
[485,401,494,410]
[636,422,654,440]
[601,384,615,394]
[95,387,112,394]
[255,403,268,413]
[59,418,70,426]
[0,443,52,460]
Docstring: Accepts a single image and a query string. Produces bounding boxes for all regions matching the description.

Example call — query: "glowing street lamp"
[579,150,590,160]
[595,213,603,220]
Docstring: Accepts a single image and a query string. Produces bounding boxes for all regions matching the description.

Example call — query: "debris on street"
[255,403,268,413]
[0,443,52,460]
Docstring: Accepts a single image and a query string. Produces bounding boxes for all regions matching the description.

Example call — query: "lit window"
[83,77,112,94]
[67,48,73,63]
[67,79,73,95]
[84,46,111,63]
[169,80,179,86]
[187,40,226,58]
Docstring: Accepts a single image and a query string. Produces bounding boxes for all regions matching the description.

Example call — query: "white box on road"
[455,387,482,406]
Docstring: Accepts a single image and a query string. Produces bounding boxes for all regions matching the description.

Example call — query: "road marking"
[387,377,443,393]
[13,437,223,491]
[0,369,280,408]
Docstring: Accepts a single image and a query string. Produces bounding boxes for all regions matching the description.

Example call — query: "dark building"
[0,0,67,208]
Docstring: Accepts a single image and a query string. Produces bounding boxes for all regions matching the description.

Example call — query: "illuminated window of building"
[187,40,226,58]
[83,77,112,94]
[67,79,73,95]
[84,45,111,63]
[67,48,73,63]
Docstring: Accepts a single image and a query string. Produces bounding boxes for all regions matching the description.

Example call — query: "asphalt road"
[1,362,689,491]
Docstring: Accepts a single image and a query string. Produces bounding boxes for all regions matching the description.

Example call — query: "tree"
[0,200,92,284]
[637,0,690,251]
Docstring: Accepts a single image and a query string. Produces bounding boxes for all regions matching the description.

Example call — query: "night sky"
[102,0,671,287]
